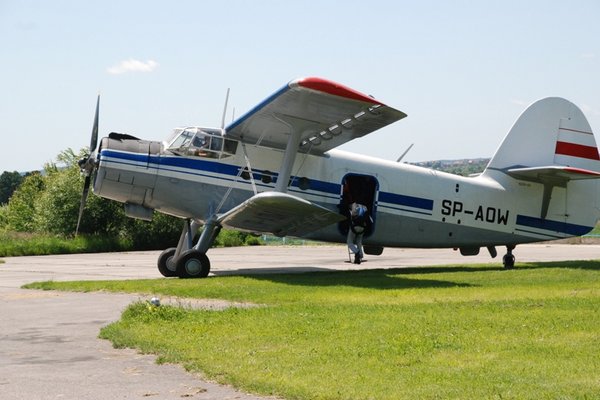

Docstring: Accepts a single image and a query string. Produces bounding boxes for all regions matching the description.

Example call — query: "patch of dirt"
[150,296,261,311]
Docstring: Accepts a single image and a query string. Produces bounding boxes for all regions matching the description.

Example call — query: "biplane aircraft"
[77,77,600,278]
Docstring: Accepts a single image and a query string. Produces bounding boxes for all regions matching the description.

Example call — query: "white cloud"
[510,98,528,107]
[107,59,159,75]
[580,53,596,59]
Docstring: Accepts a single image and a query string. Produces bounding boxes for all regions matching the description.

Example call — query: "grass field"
[26,261,600,399]
[0,231,130,256]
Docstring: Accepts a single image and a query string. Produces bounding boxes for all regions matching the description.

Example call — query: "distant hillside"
[410,158,490,177]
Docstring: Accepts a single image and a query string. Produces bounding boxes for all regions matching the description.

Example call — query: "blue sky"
[1,0,599,172]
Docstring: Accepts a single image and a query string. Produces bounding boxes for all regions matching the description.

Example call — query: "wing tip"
[291,77,386,106]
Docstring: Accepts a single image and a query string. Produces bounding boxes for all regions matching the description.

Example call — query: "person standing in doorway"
[347,202,370,264]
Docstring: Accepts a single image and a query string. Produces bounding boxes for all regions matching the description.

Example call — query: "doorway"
[338,174,378,237]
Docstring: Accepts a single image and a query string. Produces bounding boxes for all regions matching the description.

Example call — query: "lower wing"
[218,192,345,237]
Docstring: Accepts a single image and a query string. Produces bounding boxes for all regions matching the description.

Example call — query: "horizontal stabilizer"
[507,165,600,184]
[508,165,600,220]
[218,192,345,237]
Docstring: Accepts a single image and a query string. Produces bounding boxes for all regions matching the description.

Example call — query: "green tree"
[35,148,181,246]
[31,148,124,236]
[5,172,45,231]
[126,212,182,250]
[0,171,24,205]
[34,156,85,235]
[0,204,8,229]
[2,147,198,250]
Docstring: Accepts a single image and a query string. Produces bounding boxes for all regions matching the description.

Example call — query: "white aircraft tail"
[484,97,600,232]
[485,97,599,174]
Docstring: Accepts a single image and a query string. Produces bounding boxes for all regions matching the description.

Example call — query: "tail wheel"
[176,250,211,278]
[503,254,515,269]
[157,247,177,277]
[503,244,516,269]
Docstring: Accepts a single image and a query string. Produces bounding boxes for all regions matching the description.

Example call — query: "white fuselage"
[93,137,599,250]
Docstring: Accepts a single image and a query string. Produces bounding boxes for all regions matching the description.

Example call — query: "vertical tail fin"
[484,97,599,174]
[484,97,600,231]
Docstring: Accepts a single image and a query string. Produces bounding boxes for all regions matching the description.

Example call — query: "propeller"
[75,95,100,235]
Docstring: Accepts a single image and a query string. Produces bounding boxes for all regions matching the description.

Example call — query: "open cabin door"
[338,174,378,237]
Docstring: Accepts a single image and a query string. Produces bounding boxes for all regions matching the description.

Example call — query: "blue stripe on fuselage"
[378,192,434,211]
[100,149,435,214]
[516,214,592,236]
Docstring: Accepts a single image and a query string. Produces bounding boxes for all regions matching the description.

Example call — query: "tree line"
[0,148,259,252]
[0,149,182,250]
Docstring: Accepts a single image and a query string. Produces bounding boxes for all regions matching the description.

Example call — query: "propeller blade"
[90,95,100,153]
[76,95,100,236]
[75,175,91,236]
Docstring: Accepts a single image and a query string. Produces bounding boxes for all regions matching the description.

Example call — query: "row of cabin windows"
[168,128,311,190]
[239,168,311,190]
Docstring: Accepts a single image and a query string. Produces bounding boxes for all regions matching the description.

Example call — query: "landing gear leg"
[175,219,221,279]
[157,218,220,279]
[502,245,516,269]
[157,219,201,277]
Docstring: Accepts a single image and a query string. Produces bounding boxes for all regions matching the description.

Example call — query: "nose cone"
[78,151,98,176]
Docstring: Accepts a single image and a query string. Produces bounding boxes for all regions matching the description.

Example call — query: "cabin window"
[298,177,310,190]
[222,138,238,157]
[167,127,238,159]
[261,172,272,184]
[240,168,251,180]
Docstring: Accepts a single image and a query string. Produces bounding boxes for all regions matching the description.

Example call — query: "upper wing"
[225,77,406,154]
[217,191,345,237]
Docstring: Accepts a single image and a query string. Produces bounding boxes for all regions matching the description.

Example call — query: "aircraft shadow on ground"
[524,259,600,271]
[224,267,475,290]
[211,260,600,290]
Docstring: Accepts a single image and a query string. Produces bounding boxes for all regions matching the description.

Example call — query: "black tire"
[157,247,178,277]
[503,254,515,269]
[176,250,210,278]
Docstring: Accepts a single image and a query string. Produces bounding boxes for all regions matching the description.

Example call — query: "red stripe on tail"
[555,141,600,161]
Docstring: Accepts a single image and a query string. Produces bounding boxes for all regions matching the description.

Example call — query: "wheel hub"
[184,259,202,275]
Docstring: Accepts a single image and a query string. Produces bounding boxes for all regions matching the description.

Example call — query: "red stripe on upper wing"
[555,141,600,160]
[295,77,384,106]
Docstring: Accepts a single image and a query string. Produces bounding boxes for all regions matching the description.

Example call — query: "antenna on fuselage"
[220,88,230,129]
[396,143,414,163]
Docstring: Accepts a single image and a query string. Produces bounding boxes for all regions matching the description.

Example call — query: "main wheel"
[157,247,178,277]
[176,250,210,278]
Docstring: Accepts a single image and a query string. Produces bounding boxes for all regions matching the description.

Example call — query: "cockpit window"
[167,127,238,159]
[169,129,194,149]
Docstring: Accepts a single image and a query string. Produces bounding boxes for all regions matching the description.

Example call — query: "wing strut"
[242,142,258,195]
[275,126,303,192]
